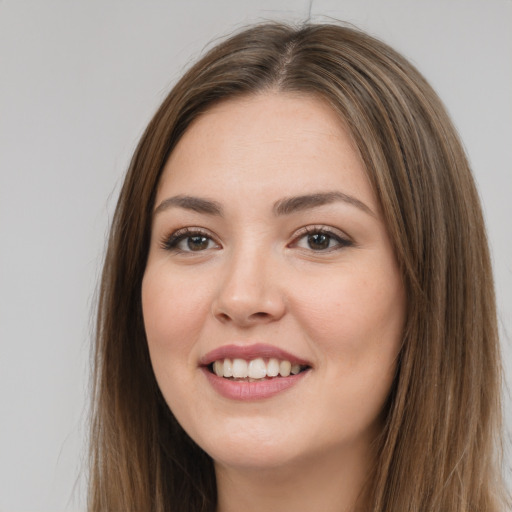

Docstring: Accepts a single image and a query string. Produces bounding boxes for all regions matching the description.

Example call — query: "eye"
[161,228,220,253]
[291,226,352,252]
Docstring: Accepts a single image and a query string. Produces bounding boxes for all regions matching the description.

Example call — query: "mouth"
[208,357,310,381]
[200,344,312,398]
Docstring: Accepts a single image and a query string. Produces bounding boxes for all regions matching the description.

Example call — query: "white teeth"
[211,357,307,380]
[223,358,233,377]
[248,358,267,379]
[213,360,224,377]
[232,358,248,378]
[279,360,291,377]
[267,358,280,377]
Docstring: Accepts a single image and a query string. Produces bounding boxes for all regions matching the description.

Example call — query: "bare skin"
[215,434,374,512]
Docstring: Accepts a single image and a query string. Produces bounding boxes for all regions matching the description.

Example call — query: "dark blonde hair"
[89,22,507,511]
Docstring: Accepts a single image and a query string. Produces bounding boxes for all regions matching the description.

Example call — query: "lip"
[199,343,311,366]
[201,367,310,401]
[199,343,312,401]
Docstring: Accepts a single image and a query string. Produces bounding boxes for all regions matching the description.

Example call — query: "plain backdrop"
[0,1,511,510]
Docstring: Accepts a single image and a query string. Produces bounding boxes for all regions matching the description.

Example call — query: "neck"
[215,441,375,512]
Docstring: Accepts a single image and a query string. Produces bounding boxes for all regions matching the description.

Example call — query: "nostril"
[252,312,270,319]
[216,312,231,323]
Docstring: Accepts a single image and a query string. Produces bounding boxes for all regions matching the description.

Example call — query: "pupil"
[188,236,209,251]
[308,233,329,250]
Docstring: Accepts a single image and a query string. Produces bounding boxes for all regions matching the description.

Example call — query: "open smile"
[209,357,309,380]
[200,344,312,400]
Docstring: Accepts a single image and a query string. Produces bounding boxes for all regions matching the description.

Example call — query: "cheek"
[141,267,218,429]
[291,261,405,371]
[299,267,404,426]
[141,268,212,366]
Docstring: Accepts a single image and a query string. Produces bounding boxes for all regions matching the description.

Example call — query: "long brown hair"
[89,22,507,511]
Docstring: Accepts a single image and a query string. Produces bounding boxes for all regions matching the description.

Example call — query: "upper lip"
[199,343,311,367]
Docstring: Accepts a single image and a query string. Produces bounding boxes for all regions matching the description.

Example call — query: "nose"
[211,246,286,327]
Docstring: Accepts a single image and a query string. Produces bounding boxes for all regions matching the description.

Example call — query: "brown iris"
[307,233,331,250]
[187,235,210,251]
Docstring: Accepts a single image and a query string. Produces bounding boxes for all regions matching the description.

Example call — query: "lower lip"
[202,367,309,401]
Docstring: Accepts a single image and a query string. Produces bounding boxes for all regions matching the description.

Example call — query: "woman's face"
[142,93,405,471]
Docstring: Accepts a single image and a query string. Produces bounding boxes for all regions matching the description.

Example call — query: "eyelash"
[160,225,353,254]
[160,227,219,252]
[290,225,353,252]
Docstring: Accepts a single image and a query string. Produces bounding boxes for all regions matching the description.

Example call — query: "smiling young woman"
[88,23,508,512]
[141,93,406,511]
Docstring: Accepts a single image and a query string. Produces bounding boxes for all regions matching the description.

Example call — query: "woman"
[88,22,507,511]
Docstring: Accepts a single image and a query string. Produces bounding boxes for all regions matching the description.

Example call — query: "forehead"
[157,92,375,210]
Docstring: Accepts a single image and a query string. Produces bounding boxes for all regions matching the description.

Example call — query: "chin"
[194,422,306,471]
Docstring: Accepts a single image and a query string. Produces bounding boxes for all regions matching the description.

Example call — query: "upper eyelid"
[167,226,216,237]
[170,226,214,237]
[291,224,352,241]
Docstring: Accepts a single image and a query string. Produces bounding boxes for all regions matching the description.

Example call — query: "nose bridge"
[212,238,285,325]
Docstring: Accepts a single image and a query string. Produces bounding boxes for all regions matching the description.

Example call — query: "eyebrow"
[153,191,374,218]
[154,195,223,216]
[273,192,375,217]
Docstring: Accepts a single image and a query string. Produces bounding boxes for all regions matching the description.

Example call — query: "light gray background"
[0,1,510,510]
